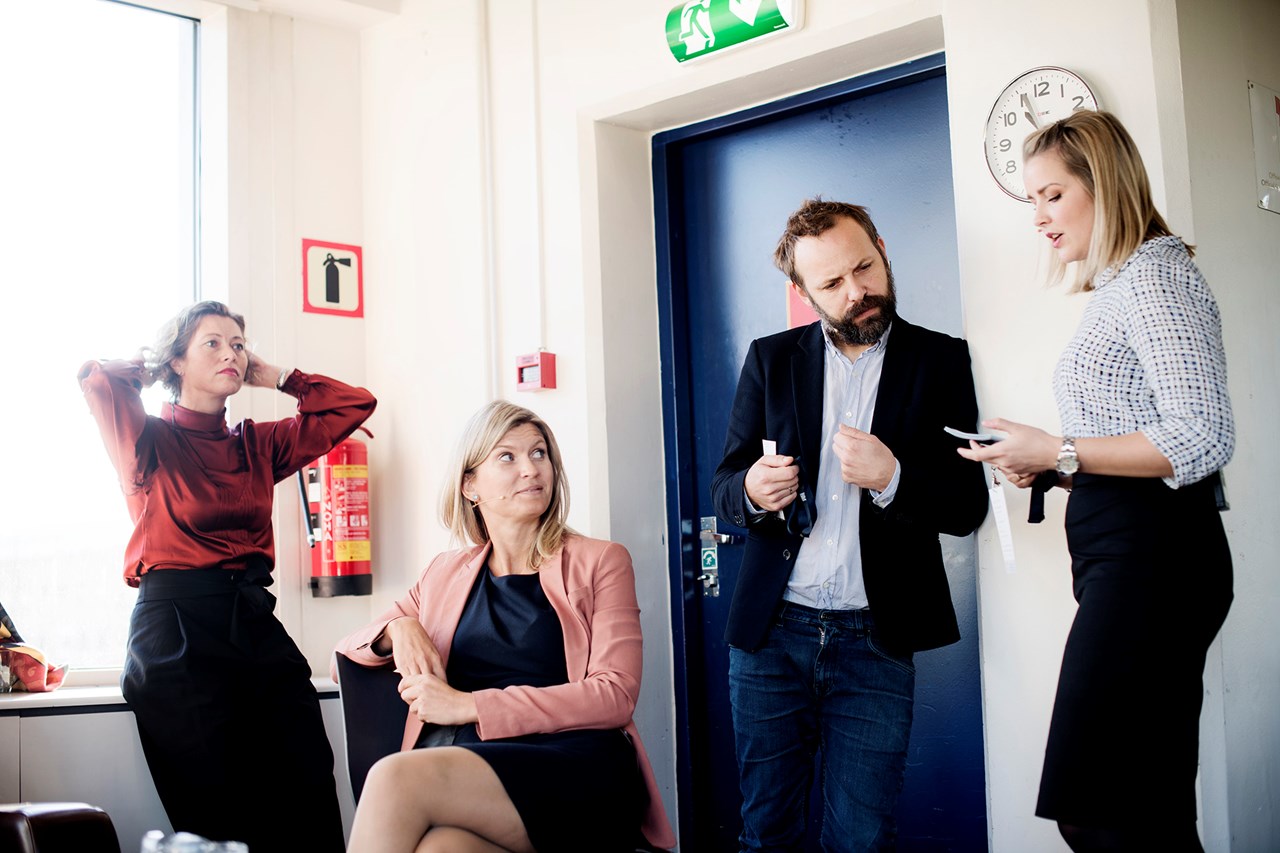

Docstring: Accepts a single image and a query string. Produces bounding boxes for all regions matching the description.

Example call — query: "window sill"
[0,677,339,714]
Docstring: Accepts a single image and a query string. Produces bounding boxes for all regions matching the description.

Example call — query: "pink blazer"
[333,534,676,850]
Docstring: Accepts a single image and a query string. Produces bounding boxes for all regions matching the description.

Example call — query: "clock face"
[985,67,1098,201]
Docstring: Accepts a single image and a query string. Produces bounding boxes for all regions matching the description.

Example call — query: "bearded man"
[711,197,989,852]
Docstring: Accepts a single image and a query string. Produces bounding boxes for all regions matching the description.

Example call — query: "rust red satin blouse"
[80,359,376,586]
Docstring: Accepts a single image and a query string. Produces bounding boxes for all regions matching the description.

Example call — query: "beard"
[812,265,897,347]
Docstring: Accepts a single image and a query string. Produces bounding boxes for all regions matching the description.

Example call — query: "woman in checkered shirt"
[960,110,1233,852]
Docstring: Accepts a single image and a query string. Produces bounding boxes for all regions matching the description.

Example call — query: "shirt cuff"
[743,488,768,517]
[869,460,901,507]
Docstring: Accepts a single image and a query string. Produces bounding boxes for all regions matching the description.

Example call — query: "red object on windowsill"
[1,646,67,693]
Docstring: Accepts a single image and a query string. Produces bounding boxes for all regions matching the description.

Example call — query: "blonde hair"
[438,400,573,568]
[1023,110,1189,292]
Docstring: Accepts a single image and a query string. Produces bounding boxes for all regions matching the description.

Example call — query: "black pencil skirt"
[1035,473,1233,826]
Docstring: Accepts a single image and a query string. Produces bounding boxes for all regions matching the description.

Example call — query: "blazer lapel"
[432,543,490,664]
[791,323,826,488]
[870,319,919,445]
[401,543,489,752]
[536,550,579,675]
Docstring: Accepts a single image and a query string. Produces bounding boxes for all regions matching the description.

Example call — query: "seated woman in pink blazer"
[335,400,675,853]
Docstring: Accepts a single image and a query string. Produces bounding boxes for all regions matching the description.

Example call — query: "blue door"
[655,56,986,851]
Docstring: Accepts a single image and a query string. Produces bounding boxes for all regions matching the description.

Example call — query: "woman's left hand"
[398,673,479,726]
[956,417,1059,479]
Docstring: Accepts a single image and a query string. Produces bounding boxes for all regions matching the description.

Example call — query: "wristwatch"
[1056,437,1079,476]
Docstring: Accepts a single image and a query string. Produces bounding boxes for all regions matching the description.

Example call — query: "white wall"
[161,0,1276,849]
[1174,1,1280,849]
[207,7,377,668]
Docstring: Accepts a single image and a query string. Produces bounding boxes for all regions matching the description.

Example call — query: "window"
[0,0,200,673]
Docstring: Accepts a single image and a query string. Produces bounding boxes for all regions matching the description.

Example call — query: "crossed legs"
[347,747,535,853]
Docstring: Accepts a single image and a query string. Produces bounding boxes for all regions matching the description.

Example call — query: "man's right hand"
[745,454,800,512]
[376,616,446,680]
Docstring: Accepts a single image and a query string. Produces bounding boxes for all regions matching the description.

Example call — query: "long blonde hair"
[1023,110,1189,292]
[438,400,574,568]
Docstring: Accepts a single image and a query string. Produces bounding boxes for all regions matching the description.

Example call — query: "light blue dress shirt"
[770,323,901,610]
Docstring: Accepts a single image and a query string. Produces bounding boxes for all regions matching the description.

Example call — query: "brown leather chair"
[0,802,122,853]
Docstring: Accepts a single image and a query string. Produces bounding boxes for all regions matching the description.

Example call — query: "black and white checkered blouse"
[1053,236,1234,488]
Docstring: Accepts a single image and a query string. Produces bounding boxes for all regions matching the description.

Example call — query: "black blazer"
[711,319,989,653]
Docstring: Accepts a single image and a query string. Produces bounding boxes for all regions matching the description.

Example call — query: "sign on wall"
[665,0,804,63]
[1249,80,1280,215]
[302,238,364,317]
[786,285,818,329]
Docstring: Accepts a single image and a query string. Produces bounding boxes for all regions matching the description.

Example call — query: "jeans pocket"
[866,635,915,676]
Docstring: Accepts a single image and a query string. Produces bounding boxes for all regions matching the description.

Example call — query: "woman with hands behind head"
[336,400,674,853]
[959,111,1233,852]
[79,300,376,851]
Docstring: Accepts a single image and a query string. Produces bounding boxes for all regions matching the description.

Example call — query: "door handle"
[696,516,740,598]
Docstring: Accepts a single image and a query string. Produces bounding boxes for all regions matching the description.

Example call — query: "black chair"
[333,651,409,804]
[0,802,122,853]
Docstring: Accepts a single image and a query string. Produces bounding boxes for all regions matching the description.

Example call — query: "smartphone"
[944,426,1006,444]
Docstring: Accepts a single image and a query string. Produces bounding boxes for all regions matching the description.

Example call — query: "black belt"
[1028,469,1227,523]
[137,558,277,652]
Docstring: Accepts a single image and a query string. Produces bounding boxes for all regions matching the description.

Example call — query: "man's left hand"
[833,425,895,491]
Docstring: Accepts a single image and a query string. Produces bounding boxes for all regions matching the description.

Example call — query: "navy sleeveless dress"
[423,565,644,852]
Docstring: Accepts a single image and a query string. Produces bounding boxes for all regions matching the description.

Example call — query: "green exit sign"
[666,0,804,63]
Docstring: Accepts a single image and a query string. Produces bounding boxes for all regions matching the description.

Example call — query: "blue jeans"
[729,603,914,852]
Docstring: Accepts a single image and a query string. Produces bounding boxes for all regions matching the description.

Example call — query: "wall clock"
[984,66,1099,201]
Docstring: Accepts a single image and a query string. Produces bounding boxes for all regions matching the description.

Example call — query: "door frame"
[651,52,948,849]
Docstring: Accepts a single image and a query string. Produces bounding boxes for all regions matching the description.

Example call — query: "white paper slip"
[761,439,784,519]
[988,482,1017,573]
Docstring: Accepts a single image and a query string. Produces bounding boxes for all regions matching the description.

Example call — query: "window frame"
[59,0,230,688]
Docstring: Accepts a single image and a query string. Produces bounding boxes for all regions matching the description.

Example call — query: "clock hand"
[1019,92,1041,128]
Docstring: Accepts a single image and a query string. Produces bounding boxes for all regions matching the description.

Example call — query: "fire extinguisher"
[300,427,373,597]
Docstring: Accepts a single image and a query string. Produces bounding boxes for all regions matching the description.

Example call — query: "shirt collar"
[1095,235,1185,289]
[821,320,892,366]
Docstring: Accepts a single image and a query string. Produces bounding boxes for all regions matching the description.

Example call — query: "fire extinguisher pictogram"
[300,428,373,597]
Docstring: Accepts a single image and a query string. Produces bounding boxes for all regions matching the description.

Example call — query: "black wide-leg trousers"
[122,567,345,852]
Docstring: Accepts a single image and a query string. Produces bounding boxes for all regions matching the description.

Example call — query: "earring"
[471,493,480,501]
